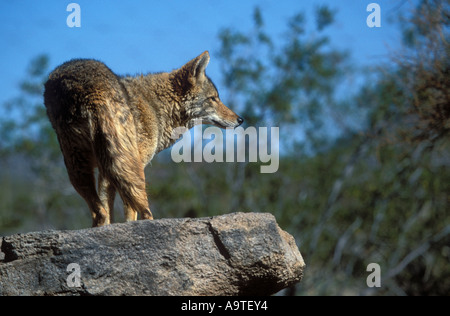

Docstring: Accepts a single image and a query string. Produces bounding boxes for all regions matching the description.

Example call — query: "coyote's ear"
[193,51,210,78]
[186,51,210,82]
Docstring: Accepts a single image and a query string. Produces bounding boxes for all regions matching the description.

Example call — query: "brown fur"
[44,51,243,227]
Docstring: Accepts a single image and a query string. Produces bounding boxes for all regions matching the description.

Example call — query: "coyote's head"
[172,51,244,129]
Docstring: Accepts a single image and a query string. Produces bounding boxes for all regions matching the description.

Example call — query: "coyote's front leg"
[98,172,116,223]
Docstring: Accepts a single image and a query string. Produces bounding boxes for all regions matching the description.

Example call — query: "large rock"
[0,212,305,296]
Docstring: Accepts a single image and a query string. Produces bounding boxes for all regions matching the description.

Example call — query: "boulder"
[0,212,305,296]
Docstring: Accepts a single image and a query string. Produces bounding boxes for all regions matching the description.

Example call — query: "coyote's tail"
[93,100,149,214]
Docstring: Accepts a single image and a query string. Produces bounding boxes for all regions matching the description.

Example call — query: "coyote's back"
[45,59,122,126]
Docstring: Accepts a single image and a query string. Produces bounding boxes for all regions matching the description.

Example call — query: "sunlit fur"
[44,51,242,227]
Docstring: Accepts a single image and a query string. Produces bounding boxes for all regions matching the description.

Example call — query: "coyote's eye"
[210,97,218,102]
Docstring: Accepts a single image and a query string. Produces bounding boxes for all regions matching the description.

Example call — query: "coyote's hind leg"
[63,149,110,227]
[114,165,153,222]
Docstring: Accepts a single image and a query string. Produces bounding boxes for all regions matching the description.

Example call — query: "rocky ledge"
[0,212,305,296]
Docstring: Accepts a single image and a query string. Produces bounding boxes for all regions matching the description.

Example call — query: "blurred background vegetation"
[0,0,449,295]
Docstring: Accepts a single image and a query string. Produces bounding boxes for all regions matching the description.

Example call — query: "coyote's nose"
[237,117,244,126]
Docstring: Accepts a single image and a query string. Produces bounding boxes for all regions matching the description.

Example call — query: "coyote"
[44,51,243,227]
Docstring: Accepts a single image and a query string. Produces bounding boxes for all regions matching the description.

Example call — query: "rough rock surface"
[0,212,305,296]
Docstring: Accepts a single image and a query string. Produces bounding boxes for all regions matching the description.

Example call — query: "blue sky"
[0,0,413,107]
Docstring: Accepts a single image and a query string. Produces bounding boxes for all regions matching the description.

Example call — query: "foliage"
[217,6,349,154]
